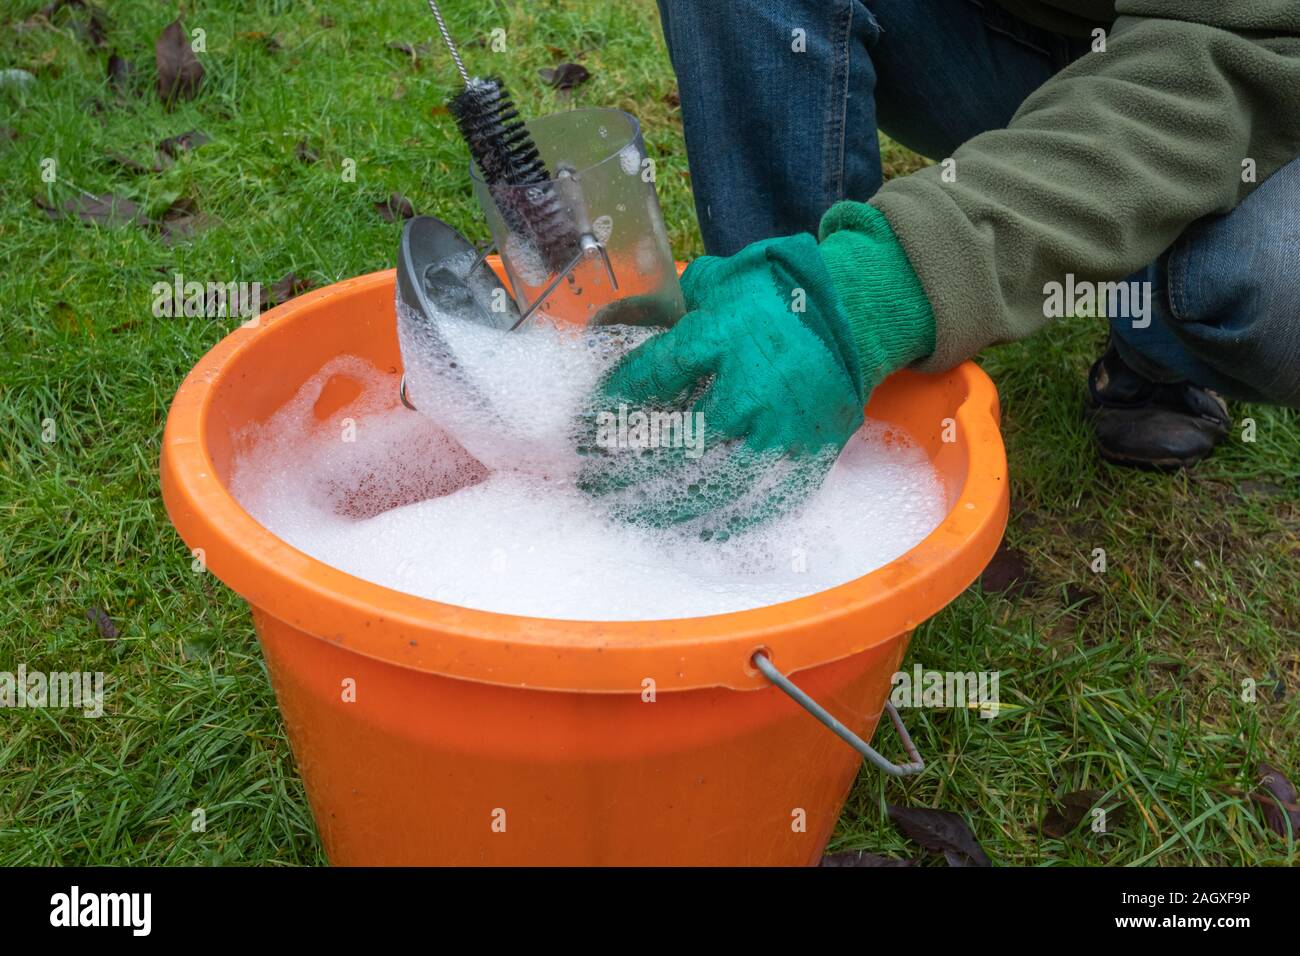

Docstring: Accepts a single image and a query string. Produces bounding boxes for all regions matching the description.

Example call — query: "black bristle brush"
[427,0,580,275]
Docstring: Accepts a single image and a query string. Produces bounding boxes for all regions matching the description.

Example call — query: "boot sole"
[1095,446,1212,472]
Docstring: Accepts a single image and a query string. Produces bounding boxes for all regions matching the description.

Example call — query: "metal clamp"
[752,652,925,778]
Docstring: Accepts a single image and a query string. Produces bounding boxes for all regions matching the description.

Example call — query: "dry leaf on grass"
[887,804,991,867]
[156,19,204,107]
[539,63,590,90]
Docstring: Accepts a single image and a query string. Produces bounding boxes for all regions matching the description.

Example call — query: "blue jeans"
[658,0,1300,406]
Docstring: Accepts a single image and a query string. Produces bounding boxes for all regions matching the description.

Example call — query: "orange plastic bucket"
[160,263,1008,866]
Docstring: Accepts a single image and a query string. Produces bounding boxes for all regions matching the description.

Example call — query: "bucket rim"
[160,267,1008,692]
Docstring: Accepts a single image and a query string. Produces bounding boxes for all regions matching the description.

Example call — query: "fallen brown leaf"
[1041,789,1125,838]
[1063,583,1097,610]
[1255,763,1300,839]
[85,605,118,640]
[157,128,210,158]
[887,804,991,866]
[539,62,590,90]
[266,271,315,307]
[106,52,133,95]
[38,0,109,50]
[374,192,415,222]
[156,18,204,107]
[158,197,217,245]
[39,192,149,227]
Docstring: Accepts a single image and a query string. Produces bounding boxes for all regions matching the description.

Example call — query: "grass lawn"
[1,0,1296,866]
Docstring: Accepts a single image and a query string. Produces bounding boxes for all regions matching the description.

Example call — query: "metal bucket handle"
[752,651,925,778]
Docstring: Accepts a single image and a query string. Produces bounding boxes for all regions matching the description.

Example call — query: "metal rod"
[426,0,470,87]
[506,233,622,332]
[468,240,496,276]
[592,237,619,293]
[752,651,925,777]
[508,244,588,331]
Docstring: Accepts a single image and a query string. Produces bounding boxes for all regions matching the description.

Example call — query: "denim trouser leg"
[1109,156,1300,407]
[656,0,1084,255]
[656,0,881,256]
[866,0,1087,160]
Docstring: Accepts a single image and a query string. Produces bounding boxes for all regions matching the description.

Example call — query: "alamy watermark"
[0,665,105,718]
[1043,273,1151,328]
[152,272,261,326]
[49,886,150,936]
[891,664,1000,719]
[595,404,706,459]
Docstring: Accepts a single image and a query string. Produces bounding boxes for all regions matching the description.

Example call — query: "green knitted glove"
[578,202,936,533]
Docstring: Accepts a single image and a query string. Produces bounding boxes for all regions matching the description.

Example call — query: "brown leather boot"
[1085,340,1230,470]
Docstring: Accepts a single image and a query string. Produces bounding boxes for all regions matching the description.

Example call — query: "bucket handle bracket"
[752,652,925,778]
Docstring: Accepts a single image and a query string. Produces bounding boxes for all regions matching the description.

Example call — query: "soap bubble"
[618,144,642,176]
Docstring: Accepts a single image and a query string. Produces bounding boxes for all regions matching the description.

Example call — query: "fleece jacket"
[870,0,1300,372]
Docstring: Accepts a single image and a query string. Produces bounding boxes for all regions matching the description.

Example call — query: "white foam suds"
[229,349,949,620]
[501,233,549,287]
[395,281,657,478]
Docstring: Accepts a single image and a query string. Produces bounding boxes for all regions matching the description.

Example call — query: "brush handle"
[426,0,470,87]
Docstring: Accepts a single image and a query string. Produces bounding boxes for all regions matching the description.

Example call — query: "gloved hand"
[578,202,936,534]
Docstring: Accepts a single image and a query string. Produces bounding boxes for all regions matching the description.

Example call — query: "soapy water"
[229,346,950,620]
[396,261,659,478]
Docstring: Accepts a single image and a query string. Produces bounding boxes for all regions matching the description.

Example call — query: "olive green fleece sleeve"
[871,0,1300,372]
